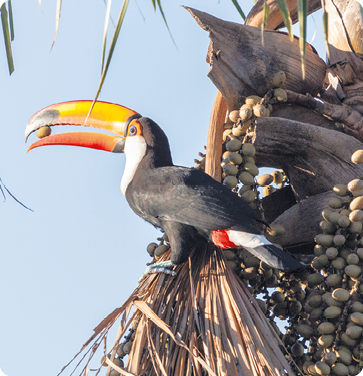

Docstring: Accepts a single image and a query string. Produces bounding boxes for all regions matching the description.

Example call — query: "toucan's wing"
[128,166,262,234]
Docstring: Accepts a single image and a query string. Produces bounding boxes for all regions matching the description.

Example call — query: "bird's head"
[25,100,173,194]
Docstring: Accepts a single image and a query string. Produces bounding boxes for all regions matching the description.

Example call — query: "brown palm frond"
[61,245,295,376]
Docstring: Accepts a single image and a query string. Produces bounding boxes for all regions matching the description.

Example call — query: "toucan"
[25,100,303,278]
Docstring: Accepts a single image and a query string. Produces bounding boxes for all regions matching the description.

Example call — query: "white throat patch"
[120,135,147,195]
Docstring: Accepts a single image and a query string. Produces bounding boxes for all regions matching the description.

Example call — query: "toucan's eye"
[129,125,137,136]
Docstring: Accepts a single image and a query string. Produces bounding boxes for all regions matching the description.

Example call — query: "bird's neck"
[120,137,173,195]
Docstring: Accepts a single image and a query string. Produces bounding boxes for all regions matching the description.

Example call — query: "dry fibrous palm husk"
[184,7,326,111]
[61,246,295,376]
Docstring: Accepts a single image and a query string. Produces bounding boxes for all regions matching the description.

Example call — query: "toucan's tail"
[211,229,303,272]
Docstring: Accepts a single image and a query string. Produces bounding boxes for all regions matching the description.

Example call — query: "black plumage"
[125,118,302,271]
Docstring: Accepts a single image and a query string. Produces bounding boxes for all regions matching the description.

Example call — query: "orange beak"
[25,100,141,153]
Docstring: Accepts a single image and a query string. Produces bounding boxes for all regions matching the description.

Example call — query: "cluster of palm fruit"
[100,313,141,375]
[221,71,289,215]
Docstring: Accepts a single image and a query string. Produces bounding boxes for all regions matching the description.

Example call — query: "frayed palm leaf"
[61,245,295,376]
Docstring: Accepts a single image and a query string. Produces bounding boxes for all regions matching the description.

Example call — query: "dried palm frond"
[60,244,296,376]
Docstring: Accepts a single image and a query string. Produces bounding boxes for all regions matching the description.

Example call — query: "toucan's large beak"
[25,100,141,153]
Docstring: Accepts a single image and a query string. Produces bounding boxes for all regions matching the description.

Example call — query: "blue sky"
[0,2,326,376]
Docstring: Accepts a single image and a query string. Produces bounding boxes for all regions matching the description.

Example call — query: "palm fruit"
[307,273,324,287]
[272,71,286,87]
[335,349,352,366]
[315,361,330,375]
[274,88,288,102]
[324,306,342,319]
[291,342,304,357]
[245,95,262,105]
[351,149,363,164]
[223,250,236,261]
[349,196,363,211]
[101,354,111,366]
[239,171,254,185]
[147,242,158,256]
[110,370,121,376]
[288,300,302,316]
[350,312,363,326]
[314,245,326,256]
[223,176,238,189]
[349,221,362,233]
[340,333,357,348]
[113,357,124,368]
[322,208,334,221]
[226,139,242,152]
[271,170,283,184]
[223,164,239,176]
[243,162,259,176]
[331,257,346,270]
[239,105,253,121]
[346,253,359,264]
[253,104,268,117]
[296,323,314,339]
[227,152,243,165]
[345,264,361,279]
[273,302,288,318]
[326,247,338,259]
[337,216,350,228]
[347,178,363,192]
[328,212,341,225]
[271,290,285,303]
[331,363,349,375]
[318,335,334,348]
[349,209,363,222]
[256,174,273,186]
[346,325,363,339]
[123,341,132,354]
[241,143,256,157]
[315,234,334,247]
[263,185,276,196]
[232,125,246,137]
[222,129,232,142]
[116,343,126,357]
[318,322,335,335]
[333,184,348,196]
[310,307,323,321]
[332,288,350,302]
[222,151,232,159]
[36,125,51,138]
[333,234,346,246]
[320,221,336,234]
[324,352,337,366]
[226,260,238,271]
[154,244,169,259]
[329,197,343,209]
[352,301,363,312]
[240,190,256,204]
[228,110,240,123]
[308,294,323,308]
[326,274,342,288]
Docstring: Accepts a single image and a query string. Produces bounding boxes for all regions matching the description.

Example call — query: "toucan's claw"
[138,260,176,283]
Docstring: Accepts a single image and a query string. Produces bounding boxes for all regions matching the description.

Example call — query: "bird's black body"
[125,118,302,271]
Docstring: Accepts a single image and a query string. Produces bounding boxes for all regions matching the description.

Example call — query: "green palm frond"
[261,0,269,46]
[1,1,14,75]
[230,0,246,21]
[88,0,130,119]
[50,0,62,50]
[298,0,308,79]
[101,0,112,71]
[276,0,293,41]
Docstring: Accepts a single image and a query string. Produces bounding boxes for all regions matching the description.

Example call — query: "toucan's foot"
[138,260,177,283]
